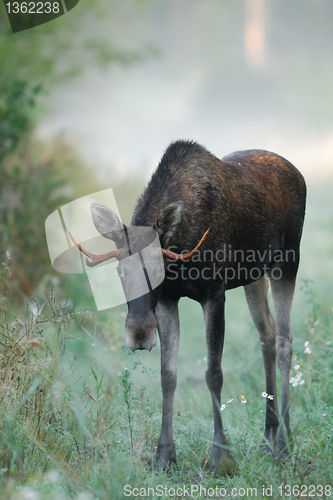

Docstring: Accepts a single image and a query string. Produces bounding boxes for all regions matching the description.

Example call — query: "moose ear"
[90,203,124,241]
[155,201,184,244]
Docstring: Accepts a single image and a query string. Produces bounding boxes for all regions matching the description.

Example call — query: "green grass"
[0,283,332,499]
[0,183,332,499]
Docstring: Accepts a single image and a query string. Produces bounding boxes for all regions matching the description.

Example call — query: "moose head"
[69,201,210,351]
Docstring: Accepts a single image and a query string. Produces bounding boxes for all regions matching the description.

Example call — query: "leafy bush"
[0,76,101,302]
[0,77,41,161]
[0,139,98,301]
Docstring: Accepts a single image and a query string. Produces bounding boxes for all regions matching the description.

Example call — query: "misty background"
[39,0,333,185]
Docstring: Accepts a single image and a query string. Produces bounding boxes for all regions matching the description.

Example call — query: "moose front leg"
[202,290,231,465]
[154,298,180,469]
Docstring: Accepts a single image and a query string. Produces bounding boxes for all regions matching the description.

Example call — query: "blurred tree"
[0,0,152,85]
[0,137,99,301]
[0,0,154,303]
[0,78,41,161]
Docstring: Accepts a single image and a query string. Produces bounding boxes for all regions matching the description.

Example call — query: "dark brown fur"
[132,141,306,297]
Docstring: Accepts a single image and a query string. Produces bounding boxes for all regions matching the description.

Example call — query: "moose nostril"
[125,324,156,352]
[126,338,156,352]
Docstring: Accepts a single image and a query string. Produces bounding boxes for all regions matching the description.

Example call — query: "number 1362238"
[5,2,60,14]
[278,484,331,497]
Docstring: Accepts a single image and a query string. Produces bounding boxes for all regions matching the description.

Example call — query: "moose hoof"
[259,436,275,454]
[274,429,291,461]
[211,441,234,472]
[154,444,176,470]
[259,424,280,454]
[274,443,291,462]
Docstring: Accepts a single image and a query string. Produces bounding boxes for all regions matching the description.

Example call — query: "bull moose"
[70,140,306,468]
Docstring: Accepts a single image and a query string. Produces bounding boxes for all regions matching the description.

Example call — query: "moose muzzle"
[125,312,157,351]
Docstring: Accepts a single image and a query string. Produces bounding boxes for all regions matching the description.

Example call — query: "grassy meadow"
[0,181,333,500]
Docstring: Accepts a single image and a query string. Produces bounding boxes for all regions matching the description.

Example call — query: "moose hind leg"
[269,263,298,457]
[244,275,279,450]
[154,298,180,469]
[202,291,231,465]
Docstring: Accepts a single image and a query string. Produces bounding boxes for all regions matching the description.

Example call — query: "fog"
[39,0,333,182]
